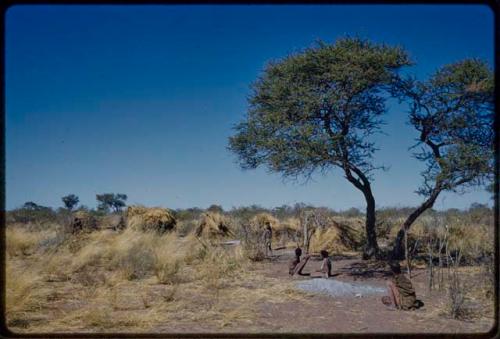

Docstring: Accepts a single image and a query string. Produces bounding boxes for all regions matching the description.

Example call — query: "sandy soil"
[147,249,495,334]
[243,251,495,334]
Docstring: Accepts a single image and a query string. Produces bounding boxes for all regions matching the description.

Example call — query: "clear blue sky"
[5,4,494,211]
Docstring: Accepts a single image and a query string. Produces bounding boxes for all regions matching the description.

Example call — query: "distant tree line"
[6,196,493,229]
[7,193,127,224]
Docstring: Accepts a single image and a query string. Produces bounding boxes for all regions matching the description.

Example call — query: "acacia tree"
[96,193,128,213]
[392,59,494,259]
[228,38,411,258]
[62,194,79,211]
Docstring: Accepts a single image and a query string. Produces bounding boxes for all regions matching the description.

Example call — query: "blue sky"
[5,4,494,211]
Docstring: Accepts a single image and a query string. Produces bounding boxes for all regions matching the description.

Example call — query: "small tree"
[228,38,411,258]
[392,59,494,258]
[207,204,224,214]
[96,193,128,213]
[62,194,79,211]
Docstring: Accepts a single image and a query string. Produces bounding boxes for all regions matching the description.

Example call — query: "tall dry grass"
[6,226,55,257]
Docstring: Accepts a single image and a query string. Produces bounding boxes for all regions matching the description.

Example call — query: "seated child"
[317,249,332,278]
[289,247,311,276]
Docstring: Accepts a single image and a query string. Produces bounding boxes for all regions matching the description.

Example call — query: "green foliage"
[96,193,127,213]
[7,202,57,225]
[228,37,411,179]
[400,59,494,197]
[229,205,269,222]
[207,204,224,214]
[173,207,204,221]
[61,194,79,211]
[228,37,412,257]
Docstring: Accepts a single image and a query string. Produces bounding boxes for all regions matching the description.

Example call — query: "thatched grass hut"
[309,219,363,254]
[126,205,176,233]
[71,211,98,233]
[194,212,232,239]
[249,213,279,232]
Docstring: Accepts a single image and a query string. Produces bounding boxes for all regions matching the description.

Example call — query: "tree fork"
[392,187,441,260]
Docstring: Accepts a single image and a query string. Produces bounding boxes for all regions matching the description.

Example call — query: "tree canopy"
[62,194,79,211]
[228,37,412,258]
[96,193,128,213]
[392,58,494,258]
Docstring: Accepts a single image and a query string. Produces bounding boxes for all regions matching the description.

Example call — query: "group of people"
[263,221,423,311]
[288,246,332,278]
[288,247,422,310]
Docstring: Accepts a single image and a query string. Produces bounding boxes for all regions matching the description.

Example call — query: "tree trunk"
[341,164,379,259]
[392,187,441,260]
[362,185,379,259]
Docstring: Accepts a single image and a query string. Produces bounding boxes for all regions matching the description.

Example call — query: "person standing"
[263,222,273,257]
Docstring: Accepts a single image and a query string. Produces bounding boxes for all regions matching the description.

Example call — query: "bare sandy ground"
[148,250,495,334]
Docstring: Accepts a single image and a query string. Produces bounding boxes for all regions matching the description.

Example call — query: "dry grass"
[6,263,43,317]
[6,208,494,333]
[6,226,53,257]
[7,222,295,332]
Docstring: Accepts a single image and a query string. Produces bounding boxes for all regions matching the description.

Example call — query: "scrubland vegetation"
[5,200,495,333]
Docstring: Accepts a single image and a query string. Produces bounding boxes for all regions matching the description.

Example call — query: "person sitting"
[382,262,424,310]
[316,250,332,278]
[289,247,311,276]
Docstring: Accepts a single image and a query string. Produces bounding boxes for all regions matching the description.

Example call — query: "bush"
[240,223,266,261]
[118,244,155,280]
[448,270,468,319]
[7,203,57,225]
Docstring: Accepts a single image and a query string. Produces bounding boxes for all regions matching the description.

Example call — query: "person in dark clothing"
[382,262,424,310]
[317,250,332,278]
[289,247,311,276]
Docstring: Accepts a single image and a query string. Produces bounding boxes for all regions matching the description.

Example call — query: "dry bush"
[100,214,126,231]
[239,223,266,261]
[37,228,69,254]
[274,217,301,245]
[194,212,233,240]
[6,263,43,319]
[126,205,176,233]
[198,245,245,291]
[151,233,193,284]
[448,224,493,264]
[446,248,470,320]
[6,226,48,257]
[249,213,279,232]
[176,219,197,237]
[117,244,156,280]
[247,212,300,250]
[154,259,181,285]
